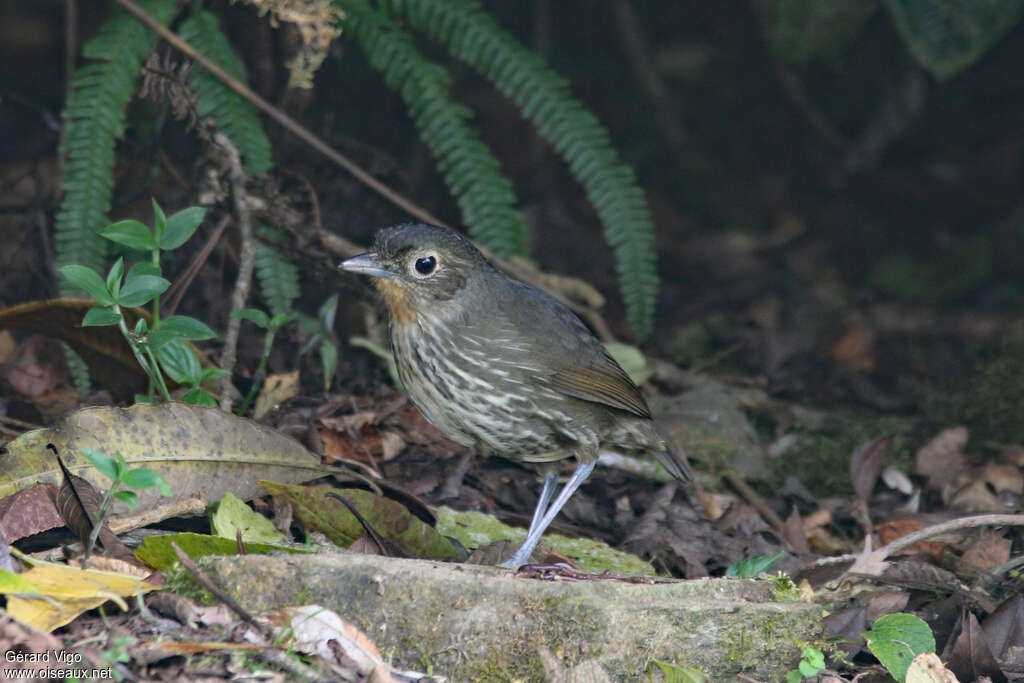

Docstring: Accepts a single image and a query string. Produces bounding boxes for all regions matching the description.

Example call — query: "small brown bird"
[342,223,691,566]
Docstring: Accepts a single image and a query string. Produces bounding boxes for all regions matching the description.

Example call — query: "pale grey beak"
[340,252,395,279]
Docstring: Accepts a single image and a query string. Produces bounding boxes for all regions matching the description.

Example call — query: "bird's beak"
[340,252,396,279]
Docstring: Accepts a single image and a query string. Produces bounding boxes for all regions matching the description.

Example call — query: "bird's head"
[340,223,494,324]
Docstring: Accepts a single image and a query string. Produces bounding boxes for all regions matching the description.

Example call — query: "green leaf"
[133,317,148,336]
[318,294,338,329]
[604,342,652,386]
[319,340,338,392]
[885,0,1024,80]
[99,219,156,251]
[134,531,308,570]
[160,206,206,250]
[155,339,201,385]
[81,447,119,482]
[181,388,217,405]
[127,262,162,278]
[82,307,121,327]
[112,490,138,508]
[268,312,296,331]
[200,367,230,382]
[231,308,270,328]
[118,273,170,307]
[785,670,803,683]
[211,491,286,544]
[60,265,114,305]
[863,613,936,682]
[148,316,216,349]
[726,552,785,578]
[105,257,125,296]
[121,467,171,495]
[649,658,708,682]
[151,199,167,241]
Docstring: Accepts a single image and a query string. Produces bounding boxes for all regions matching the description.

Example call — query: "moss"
[928,342,1024,445]
[772,415,911,497]
[161,564,216,605]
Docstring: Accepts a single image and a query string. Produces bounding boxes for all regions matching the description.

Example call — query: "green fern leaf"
[56,0,178,286]
[380,0,659,338]
[345,1,529,258]
[178,10,274,175]
[254,230,301,317]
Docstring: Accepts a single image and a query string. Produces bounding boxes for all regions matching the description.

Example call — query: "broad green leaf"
[82,307,121,327]
[885,0,1024,80]
[200,367,230,382]
[59,266,113,306]
[318,294,338,329]
[319,340,338,392]
[181,388,217,406]
[269,312,296,331]
[259,482,460,560]
[127,262,162,278]
[118,274,170,308]
[121,467,171,495]
[604,342,652,385]
[135,531,308,570]
[112,490,138,507]
[863,613,935,682]
[211,491,286,544]
[231,308,269,328]
[649,659,708,683]
[100,220,157,251]
[151,199,167,240]
[726,552,785,578]
[81,448,118,482]
[156,339,201,385]
[148,316,216,349]
[105,257,124,296]
[160,206,206,250]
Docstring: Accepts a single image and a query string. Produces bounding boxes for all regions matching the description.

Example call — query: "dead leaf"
[981,594,1024,660]
[2,335,67,399]
[948,463,1023,512]
[906,652,960,683]
[850,435,892,501]
[783,506,809,552]
[914,426,968,492]
[953,531,1011,578]
[1,403,322,513]
[876,518,945,560]
[864,589,910,622]
[948,611,1006,683]
[0,483,62,542]
[53,458,136,563]
[253,370,300,420]
[829,324,876,372]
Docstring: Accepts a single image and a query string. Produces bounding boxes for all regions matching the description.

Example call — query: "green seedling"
[231,307,297,415]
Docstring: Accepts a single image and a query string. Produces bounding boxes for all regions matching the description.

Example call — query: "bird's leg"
[500,459,597,568]
[527,470,559,533]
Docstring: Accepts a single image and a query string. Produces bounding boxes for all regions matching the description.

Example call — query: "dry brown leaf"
[948,463,1024,512]
[914,426,969,492]
[953,530,1011,578]
[253,370,301,420]
[876,518,946,560]
[829,324,876,372]
[850,435,892,501]
[0,483,62,542]
[906,652,960,683]
[1,403,322,513]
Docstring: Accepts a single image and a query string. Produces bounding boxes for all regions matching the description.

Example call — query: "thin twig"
[217,135,254,410]
[724,472,787,535]
[113,0,446,228]
[164,213,231,315]
[170,541,262,629]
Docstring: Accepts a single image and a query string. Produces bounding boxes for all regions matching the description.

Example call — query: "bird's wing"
[486,280,652,419]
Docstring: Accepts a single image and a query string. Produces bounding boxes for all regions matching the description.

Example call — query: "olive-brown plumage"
[342,223,690,566]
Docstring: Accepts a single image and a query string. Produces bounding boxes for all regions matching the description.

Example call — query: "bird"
[341,223,691,567]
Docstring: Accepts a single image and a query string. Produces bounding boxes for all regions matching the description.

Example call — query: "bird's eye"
[414,255,437,276]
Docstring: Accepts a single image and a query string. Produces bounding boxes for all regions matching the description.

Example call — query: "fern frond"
[56,0,177,285]
[254,230,301,317]
[380,0,659,338]
[178,10,274,175]
[344,1,529,258]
